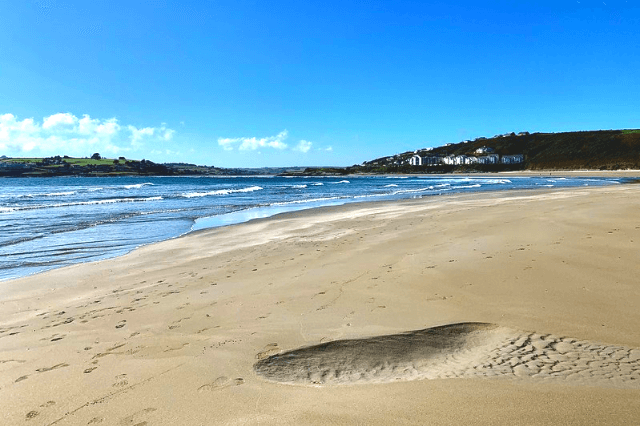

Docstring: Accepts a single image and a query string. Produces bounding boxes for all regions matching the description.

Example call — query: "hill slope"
[353,130,640,173]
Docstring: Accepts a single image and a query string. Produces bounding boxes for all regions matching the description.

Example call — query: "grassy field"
[1,157,133,166]
[64,158,126,166]
[1,158,42,163]
[622,129,640,134]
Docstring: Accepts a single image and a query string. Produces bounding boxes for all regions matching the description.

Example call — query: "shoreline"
[1,173,629,284]
[355,169,640,178]
[4,168,640,179]
[1,183,640,424]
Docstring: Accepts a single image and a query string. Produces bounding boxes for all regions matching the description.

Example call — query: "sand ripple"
[254,323,640,387]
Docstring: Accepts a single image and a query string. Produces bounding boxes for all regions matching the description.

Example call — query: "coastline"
[356,169,640,178]
[1,172,628,283]
[1,183,640,424]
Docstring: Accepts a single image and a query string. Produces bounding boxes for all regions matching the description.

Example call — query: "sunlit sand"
[2,183,640,425]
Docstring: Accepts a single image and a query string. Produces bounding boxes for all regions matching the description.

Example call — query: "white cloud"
[163,129,175,140]
[42,112,77,129]
[128,125,155,147]
[159,123,175,141]
[294,140,312,153]
[218,130,289,151]
[77,115,100,134]
[0,112,175,157]
[325,146,333,152]
[96,118,120,136]
[217,138,235,151]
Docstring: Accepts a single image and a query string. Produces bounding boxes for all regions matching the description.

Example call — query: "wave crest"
[182,186,263,198]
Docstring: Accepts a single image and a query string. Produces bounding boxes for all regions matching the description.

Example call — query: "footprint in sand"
[163,343,189,353]
[113,374,129,387]
[119,407,157,425]
[254,322,640,387]
[197,376,244,392]
[255,343,280,360]
[36,363,69,373]
[24,401,55,421]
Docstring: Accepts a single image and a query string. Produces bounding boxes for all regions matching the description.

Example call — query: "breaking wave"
[0,197,164,213]
[181,186,264,198]
[19,191,77,198]
[124,183,155,189]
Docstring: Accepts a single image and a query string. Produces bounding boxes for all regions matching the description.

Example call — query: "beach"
[1,183,639,425]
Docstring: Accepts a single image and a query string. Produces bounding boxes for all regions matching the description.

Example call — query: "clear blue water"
[0,175,622,281]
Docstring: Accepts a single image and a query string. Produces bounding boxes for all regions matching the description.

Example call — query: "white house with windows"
[477,154,499,164]
[441,155,455,165]
[453,155,468,165]
[406,150,522,167]
[424,156,441,165]
[409,155,423,166]
[501,154,524,164]
[475,146,495,154]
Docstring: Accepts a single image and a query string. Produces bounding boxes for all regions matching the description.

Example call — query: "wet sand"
[1,183,639,425]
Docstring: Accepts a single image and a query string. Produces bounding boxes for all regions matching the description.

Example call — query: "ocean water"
[0,175,622,281]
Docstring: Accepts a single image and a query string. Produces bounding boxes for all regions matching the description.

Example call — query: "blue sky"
[1,1,638,167]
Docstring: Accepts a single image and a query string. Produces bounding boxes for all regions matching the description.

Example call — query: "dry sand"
[1,183,640,425]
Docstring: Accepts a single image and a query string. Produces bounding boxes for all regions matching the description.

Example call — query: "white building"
[442,155,456,165]
[409,155,423,166]
[424,156,441,166]
[453,155,467,165]
[406,151,523,167]
[478,154,499,164]
[501,154,524,164]
[475,146,495,154]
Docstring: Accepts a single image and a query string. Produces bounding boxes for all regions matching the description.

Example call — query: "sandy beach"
[1,182,640,425]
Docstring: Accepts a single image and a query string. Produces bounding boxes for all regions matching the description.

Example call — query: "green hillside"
[352,129,640,173]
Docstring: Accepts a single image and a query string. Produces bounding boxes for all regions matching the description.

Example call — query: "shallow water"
[0,175,621,281]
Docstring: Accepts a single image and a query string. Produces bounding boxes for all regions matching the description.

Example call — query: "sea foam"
[182,186,263,198]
